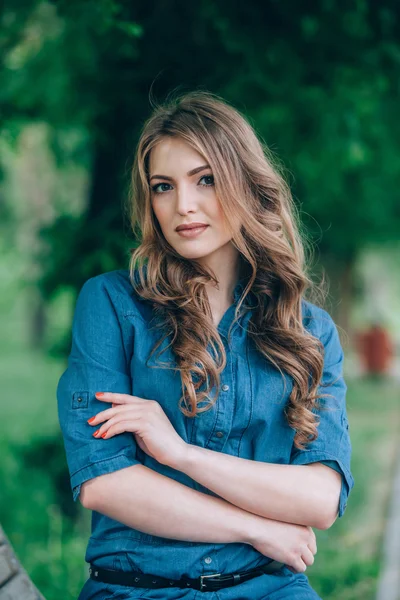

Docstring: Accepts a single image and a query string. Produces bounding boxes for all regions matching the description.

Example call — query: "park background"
[1,1,400,599]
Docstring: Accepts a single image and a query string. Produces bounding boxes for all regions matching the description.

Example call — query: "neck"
[198,243,244,304]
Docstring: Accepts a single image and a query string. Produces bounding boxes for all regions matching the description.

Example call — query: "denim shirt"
[57,269,354,599]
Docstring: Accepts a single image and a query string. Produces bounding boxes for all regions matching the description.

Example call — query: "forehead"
[149,137,207,174]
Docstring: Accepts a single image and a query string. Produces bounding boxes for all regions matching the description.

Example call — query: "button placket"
[207,350,235,451]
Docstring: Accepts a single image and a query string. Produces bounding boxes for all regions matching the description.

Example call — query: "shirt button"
[204,557,212,564]
[222,384,229,391]
[216,431,224,438]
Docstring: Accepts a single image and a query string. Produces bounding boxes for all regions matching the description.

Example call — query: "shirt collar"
[233,274,257,307]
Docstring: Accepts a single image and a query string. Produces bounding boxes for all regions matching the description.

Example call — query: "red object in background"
[356,324,394,375]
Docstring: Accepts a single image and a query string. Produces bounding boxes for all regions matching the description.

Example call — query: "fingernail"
[93,429,100,436]
[101,432,107,438]
[87,417,96,424]
[95,392,104,397]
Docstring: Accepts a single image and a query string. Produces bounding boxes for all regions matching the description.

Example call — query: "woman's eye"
[151,182,171,194]
[199,174,214,187]
[151,174,214,195]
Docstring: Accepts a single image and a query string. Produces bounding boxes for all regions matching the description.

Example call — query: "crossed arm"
[171,445,342,530]
[82,400,342,531]
[82,395,342,531]
[83,443,341,531]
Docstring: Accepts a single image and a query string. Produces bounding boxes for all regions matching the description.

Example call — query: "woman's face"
[148,137,234,262]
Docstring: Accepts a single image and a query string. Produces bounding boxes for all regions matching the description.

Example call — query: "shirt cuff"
[70,446,142,502]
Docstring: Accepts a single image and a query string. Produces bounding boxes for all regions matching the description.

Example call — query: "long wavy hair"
[127,89,332,450]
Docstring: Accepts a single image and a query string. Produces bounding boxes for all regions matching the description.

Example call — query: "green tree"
[1,0,399,332]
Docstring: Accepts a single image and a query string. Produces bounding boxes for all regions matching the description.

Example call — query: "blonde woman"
[57,90,354,599]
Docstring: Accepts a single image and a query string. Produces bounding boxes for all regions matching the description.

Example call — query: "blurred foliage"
[1,4,400,597]
[1,0,400,303]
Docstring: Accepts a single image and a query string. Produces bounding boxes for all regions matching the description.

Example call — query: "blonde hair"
[127,89,329,450]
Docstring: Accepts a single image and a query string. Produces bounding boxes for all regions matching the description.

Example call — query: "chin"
[175,248,212,260]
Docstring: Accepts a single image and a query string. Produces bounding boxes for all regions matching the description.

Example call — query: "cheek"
[207,196,225,222]
[152,203,169,229]
[213,203,232,234]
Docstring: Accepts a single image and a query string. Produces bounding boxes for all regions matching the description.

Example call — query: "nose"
[175,183,197,215]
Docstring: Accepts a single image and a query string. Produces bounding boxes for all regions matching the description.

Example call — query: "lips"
[175,224,209,238]
[176,223,208,231]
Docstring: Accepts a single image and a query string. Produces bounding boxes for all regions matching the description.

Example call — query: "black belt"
[89,559,285,592]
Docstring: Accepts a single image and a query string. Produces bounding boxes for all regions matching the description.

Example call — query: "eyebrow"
[149,164,211,182]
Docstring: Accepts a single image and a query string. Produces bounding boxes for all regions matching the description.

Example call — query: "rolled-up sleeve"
[56,274,142,502]
[290,309,354,518]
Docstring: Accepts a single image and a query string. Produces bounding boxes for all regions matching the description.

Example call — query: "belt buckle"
[200,572,221,591]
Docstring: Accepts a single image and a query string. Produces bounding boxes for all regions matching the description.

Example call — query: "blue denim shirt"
[57,269,354,599]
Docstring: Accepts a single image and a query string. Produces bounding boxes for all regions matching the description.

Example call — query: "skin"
[90,393,340,532]
[82,137,342,573]
[149,136,242,325]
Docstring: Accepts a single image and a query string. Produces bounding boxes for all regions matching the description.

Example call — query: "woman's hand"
[87,392,188,469]
[246,516,317,574]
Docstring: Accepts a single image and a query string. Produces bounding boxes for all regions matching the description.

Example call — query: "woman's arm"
[81,462,318,573]
[87,393,339,530]
[174,447,341,530]
[81,462,259,544]
[166,310,352,530]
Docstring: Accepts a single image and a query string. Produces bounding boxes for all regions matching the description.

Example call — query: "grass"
[1,258,399,599]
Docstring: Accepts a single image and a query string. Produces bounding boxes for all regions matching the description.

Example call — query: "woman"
[57,90,354,599]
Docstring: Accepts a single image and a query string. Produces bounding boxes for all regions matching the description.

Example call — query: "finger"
[88,404,132,426]
[95,392,141,404]
[292,557,307,573]
[286,556,307,574]
[302,547,315,567]
[308,537,317,555]
[100,420,139,439]
[87,407,117,426]
[94,412,131,437]
[306,526,316,540]
[96,410,143,436]
[305,527,317,553]
[311,528,317,544]
[92,405,143,434]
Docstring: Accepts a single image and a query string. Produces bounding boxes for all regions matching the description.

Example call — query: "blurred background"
[1,1,399,599]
